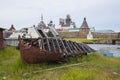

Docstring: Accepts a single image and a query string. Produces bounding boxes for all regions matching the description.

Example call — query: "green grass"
[0,46,120,80]
[64,38,120,44]
[64,38,94,43]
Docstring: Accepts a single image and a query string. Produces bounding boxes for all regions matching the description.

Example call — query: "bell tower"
[79,17,90,38]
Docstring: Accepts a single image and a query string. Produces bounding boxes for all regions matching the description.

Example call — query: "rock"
[22,73,30,78]
[113,72,118,75]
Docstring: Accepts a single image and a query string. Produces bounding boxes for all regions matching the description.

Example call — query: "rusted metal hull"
[18,37,95,64]
[19,39,63,64]
[18,28,96,64]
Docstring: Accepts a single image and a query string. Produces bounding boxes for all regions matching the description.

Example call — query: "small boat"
[18,36,95,64]
[18,29,95,64]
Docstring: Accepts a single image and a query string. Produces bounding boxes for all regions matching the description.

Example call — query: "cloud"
[0,0,120,31]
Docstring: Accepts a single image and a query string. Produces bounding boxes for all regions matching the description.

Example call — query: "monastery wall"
[91,32,119,38]
[58,31,120,38]
[58,32,79,38]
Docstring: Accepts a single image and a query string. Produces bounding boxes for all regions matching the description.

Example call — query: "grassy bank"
[0,46,120,80]
[64,38,120,44]
[64,38,94,43]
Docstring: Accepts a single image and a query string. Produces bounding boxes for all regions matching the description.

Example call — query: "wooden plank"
[67,41,77,56]
[42,38,45,50]
[54,39,62,53]
[81,43,95,52]
[69,41,82,55]
[51,38,57,52]
[56,39,62,53]
[78,43,88,54]
[59,39,68,55]
[73,42,84,53]
[46,38,51,51]
[63,40,73,56]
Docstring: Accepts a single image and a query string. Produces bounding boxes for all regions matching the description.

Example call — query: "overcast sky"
[0,0,120,32]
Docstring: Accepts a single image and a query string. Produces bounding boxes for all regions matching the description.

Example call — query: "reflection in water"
[88,44,120,57]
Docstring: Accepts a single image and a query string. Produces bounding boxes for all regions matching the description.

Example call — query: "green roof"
[68,28,80,30]
[92,30,115,33]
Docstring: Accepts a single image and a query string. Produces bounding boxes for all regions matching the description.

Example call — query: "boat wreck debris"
[18,28,95,64]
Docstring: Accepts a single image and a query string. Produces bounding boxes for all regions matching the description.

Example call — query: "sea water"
[88,44,120,57]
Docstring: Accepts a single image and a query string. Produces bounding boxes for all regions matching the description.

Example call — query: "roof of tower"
[38,21,46,28]
[66,14,70,19]
[37,15,47,29]
[41,14,43,21]
[8,24,16,31]
[80,17,89,29]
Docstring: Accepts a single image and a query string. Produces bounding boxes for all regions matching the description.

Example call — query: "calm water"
[88,44,120,57]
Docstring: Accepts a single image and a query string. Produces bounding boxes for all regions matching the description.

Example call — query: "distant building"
[87,31,93,40]
[91,30,118,38]
[3,25,16,38]
[79,17,90,38]
[37,15,47,29]
[58,14,78,32]
[4,27,43,46]
[58,17,120,39]
[4,15,59,46]
[59,14,72,27]
[8,27,41,39]
[36,15,50,33]
[36,15,59,37]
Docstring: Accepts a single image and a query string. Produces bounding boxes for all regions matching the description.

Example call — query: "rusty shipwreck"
[18,25,95,64]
